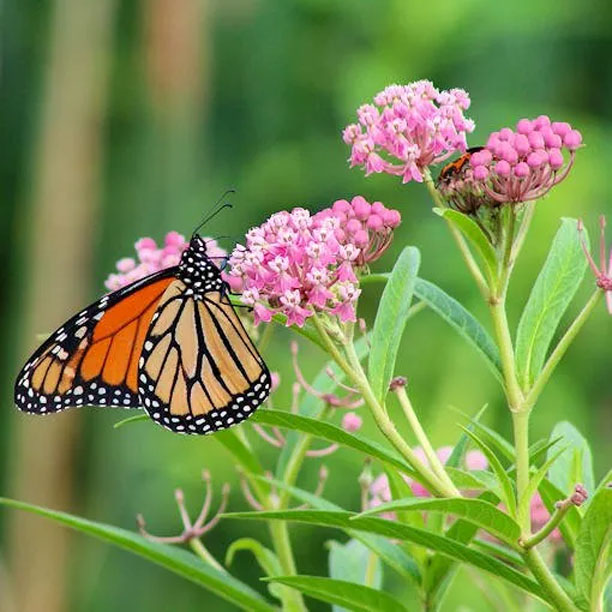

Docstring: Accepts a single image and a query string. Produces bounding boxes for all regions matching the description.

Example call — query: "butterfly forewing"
[137,280,271,434]
[14,270,176,414]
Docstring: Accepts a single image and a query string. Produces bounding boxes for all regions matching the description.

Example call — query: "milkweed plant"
[3,80,611,612]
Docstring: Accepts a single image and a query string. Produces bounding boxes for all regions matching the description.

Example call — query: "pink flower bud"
[383,209,401,228]
[551,121,571,137]
[534,114,551,129]
[346,219,362,235]
[371,201,386,215]
[135,237,157,251]
[353,229,369,247]
[500,143,518,164]
[164,231,186,247]
[516,118,533,134]
[548,148,564,169]
[342,411,362,433]
[498,127,514,141]
[494,160,511,176]
[366,214,384,231]
[564,129,583,150]
[465,450,488,470]
[513,133,530,156]
[514,161,530,177]
[352,196,371,220]
[332,199,351,214]
[527,151,544,167]
[528,131,545,149]
[473,164,489,180]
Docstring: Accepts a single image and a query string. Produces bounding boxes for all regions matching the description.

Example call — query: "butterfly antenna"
[192,189,236,237]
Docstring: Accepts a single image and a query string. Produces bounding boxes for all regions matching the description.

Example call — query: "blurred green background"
[1,1,611,610]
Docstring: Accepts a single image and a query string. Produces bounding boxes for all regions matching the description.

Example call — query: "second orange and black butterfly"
[14,234,271,435]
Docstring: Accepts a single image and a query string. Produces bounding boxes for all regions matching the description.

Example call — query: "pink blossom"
[343,81,475,183]
[223,199,400,328]
[342,412,363,433]
[104,232,226,291]
[578,216,612,313]
[530,493,562,543]
[469,116,582,203]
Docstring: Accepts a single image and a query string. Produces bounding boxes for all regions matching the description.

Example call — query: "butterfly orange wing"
[14,270,176,413]
[137,281,271,434]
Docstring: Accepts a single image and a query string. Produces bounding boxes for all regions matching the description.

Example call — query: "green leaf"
[328,539,383,609]
[446,404,489,469]
[215,429,265,476]
[253,410,417,478]
[413,279,502,381]
[575,487,612,607]
[369,246,420,401]
[455,410,514,464]
[445,467,500,494]
[227,510,546,600]
[264,576,408,612]
[538,479,581,549]
[515,218,589,388]
[0,498,275,612]
[225,538,284,601]
[461,427,516,516]
[433,208,498,284]
[362,276,503,381]
[357,497,520,546]
[252,474,421,583]
[548,421,595,501]
[518,447,567,527]
[114,414,148,429]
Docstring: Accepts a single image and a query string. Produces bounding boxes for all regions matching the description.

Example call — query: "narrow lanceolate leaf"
[362,275,502,382]
[515,218,589,389]
[0,498,275,612]
[461,427,517,517]
[574,487,612,607]
[357,498,520,546]
[433,208,498,284]
[225,510,546,600]
[252,474,422,584]
[413,279,503,381]
[328,539,382,594]
[547,421,595,502]
[368,246,420,402]
[253,410,416,477]
[264,576,408,612]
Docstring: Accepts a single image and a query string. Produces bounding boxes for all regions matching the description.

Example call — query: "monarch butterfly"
[14,233,271,435]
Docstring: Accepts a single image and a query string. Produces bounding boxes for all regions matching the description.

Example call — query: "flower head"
[105,232,226,291]
[343,81,475,183]
[469,116,582,203]
[223,199,400,327]
[578,216,612,313]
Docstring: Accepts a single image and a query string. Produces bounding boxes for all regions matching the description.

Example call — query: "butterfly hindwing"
[14,269,176,414]
[137,280,271,434]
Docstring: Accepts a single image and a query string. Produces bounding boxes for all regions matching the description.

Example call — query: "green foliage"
[369,246,420,401]
[547,421,596,500]
[515,218,589,389]
[0,498,275,612]
[574,487,612,608]
[264,575,409,612]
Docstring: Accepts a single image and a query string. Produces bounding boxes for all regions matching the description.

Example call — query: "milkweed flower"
[105,232,226,291]
[343,80,475,183]
[223,199,400,327]
[578,216,612,313]
[469,116,582,203]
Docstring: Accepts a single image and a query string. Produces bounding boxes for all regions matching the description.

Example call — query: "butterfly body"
[14,235,271,435]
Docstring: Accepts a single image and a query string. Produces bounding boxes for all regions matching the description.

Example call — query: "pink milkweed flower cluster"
[469,116,583,203]
[343,80,475,183]
[578,216,612,314]
[368,446,488,515]
[223,198,400,327]
[105,231,226,291]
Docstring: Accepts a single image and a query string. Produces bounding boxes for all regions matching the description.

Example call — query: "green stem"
[523,289,603,412]
[522,501,573,549]
[190,538,226,573]
[424,169,489,298]
[512,410,531,530]
[394,386,457,493]
[510,202,536,268]
[339,327,459,498]
[523,548,580,612]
